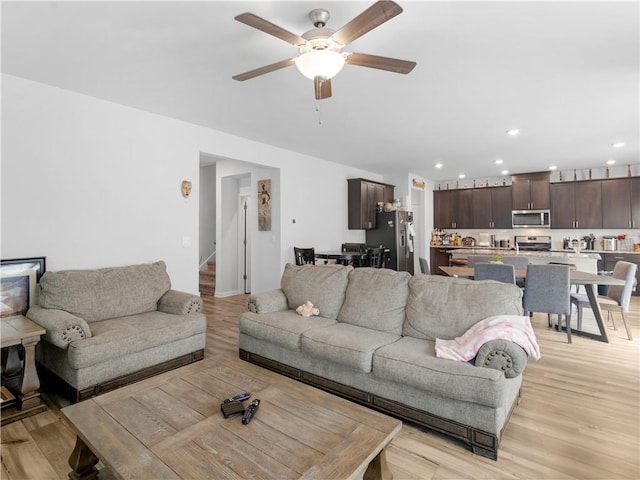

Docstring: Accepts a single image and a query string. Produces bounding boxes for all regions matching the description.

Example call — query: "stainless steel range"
[515,235,552,252]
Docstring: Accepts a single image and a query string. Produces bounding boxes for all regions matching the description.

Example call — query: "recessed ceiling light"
[612,142,625,148]
[458,174,465,179]
[494,159,504,165]
[549,165,558,170]
[606,159,616,165]
[506,129,520,136]
[435,163,443,169]
[501,170,509,175]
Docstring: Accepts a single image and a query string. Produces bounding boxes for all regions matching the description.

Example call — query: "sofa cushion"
[373,336,506,408]
[404,275,523,341]
[338,268,411,335]
[301,323,400,373]
[67,310,206,369]
[239,310,337,351]
[38,261,171,323]
[281,264,352,320]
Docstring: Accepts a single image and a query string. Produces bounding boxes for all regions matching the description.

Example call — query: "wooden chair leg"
[577,304,583,330]
[565,313,572,344]
[620,311,633,340]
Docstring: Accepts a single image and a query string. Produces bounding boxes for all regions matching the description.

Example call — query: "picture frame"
[0,257,46,318]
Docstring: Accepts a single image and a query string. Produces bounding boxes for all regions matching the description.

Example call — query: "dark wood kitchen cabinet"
[433,189,473,229]
[601,177,640,229]
[472,186,512,229]
[347,178,394,229]
[550,181,602,229]
[430,247,451,276]
[511,172,551,210]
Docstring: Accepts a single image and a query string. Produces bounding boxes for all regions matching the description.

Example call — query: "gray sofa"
[239,263,531,460]
[26,261,207,403]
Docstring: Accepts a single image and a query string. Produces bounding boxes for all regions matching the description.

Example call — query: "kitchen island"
[448,248,601,273]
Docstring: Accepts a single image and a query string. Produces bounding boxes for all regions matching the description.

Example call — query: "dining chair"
[501,256,530,287]
[341,243,366,267]
[569,261,637,340]
[419,257,430,274]
[466,254,495,266]
[523,264,573,343]
[366,247,385,268]
[474,263,516,284]
[293,247,316,266]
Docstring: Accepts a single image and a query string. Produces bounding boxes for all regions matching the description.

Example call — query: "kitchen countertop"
[447,248,602,260]
[431,245,640,256]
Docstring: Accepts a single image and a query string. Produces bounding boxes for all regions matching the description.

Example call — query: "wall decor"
[0,257,46,317]
[181,180,192,198]
[258,179,272,231]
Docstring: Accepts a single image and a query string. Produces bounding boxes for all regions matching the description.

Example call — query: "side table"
[1,315,47,425]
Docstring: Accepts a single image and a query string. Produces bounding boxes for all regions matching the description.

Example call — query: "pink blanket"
[435,315,541,361]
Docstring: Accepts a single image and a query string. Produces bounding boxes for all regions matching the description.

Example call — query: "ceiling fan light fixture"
[295,50,345,80]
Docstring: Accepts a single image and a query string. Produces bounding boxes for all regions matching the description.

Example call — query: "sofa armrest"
[474,339,528,379]
[26,305,92,349]
[246,289,288,314]
[157,289,203,315]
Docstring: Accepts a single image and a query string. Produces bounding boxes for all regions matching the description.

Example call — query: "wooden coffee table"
[61,357,401,480]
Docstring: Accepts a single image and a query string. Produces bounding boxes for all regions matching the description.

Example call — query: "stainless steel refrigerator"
[366,210,415,274]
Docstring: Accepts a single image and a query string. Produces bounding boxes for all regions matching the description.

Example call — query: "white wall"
[1,75,381,294]
[198,163,216,267]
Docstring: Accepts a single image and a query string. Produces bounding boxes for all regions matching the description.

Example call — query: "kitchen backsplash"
[437,228,639,251]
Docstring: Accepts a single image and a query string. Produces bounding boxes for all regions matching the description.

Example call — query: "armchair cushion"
[27,305,92,349]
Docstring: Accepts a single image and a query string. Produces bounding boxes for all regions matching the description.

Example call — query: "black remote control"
[223,392,250,404]
[241,399,260,425]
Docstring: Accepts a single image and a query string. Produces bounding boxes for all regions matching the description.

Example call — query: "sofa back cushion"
[404,275,523,341]
[338,268,411,334]
[38,261,171,323]
[281,263,352,320]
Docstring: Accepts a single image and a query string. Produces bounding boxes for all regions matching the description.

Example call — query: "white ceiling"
[2,1,638,181]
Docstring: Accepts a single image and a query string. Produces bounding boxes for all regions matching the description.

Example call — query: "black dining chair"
[366,247,385,268]
[293,247,315,266]
[341,243,366,267]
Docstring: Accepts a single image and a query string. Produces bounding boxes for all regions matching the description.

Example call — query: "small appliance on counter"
[461,236,476,247]
[477,233,491,247]
[601,236,618,251]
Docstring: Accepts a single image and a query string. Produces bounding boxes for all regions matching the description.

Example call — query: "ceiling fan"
[232,0,416,100]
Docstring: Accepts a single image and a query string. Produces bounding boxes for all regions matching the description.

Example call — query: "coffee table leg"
[68,436,99,480]
[364,448,393,480]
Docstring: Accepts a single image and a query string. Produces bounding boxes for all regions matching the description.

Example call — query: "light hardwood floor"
[2,294,639,480]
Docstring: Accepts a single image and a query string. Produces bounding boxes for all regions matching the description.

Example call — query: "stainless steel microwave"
[512,210,550,228]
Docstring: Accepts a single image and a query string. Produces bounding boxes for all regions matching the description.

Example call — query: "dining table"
[315,251,366,264]
[439,265,625,343]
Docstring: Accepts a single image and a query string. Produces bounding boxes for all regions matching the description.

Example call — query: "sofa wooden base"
[240,349,520,461]
[38,349,205,404]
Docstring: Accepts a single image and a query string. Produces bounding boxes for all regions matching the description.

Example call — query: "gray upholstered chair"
[569,261,637,340]
[419,257,430,274]
[501,256,530,287]
[523,264,572,343]
[466,254,494,266]
[474,263,516,284]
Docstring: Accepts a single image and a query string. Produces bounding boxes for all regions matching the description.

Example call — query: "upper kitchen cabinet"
[550,181,602,229]
[433,189,473,229]
[511,172,551,210]
[347,178,394,229]
[472,186,512,229]
[601,177,640,229]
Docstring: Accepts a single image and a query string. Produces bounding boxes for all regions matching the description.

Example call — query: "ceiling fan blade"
[332,1,403,46]
[346,52,416,74]
[235,13,307,46]
[232,58,296,81]
[314,77,332,100]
